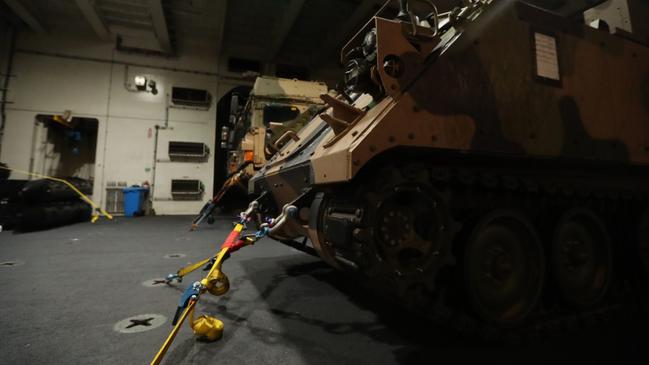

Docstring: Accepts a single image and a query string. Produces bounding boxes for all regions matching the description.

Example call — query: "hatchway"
[29,114,98,191]
[214,86,252,195]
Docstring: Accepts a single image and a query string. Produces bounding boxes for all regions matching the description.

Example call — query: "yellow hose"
[0,166,112,221]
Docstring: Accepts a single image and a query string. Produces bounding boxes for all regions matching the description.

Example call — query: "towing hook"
[164,273,182,284]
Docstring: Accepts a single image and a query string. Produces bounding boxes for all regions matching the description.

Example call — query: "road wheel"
[464,211,545,326]
[551,208,612,308]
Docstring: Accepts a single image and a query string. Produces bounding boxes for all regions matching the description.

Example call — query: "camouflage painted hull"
[251,1,649,337]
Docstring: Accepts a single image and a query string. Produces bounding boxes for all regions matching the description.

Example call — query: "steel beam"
[3,0,45,32]
[267,0,306,61]
[75,0,111,41]
[148,0,172,53]
[214,0,228,56]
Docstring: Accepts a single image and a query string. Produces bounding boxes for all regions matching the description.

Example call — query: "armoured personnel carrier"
[250,0,649,337]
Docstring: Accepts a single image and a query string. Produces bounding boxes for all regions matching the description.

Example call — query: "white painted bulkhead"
[0,29,252,215]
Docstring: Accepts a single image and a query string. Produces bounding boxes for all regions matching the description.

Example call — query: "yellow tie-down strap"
[176,223,245,279]
[150,247,232,365]
[150,299,198,365]
[0,166,113,222]
[150,223,245,365]
[176,257,213,278]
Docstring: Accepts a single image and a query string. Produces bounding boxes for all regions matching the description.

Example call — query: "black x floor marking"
[126,317,154,328]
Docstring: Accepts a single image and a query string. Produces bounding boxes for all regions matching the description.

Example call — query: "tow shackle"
[269,204,298,234]
[242,200,259,221]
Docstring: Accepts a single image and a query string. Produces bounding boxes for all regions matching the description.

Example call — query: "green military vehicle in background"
[191,76,328,229]
[222,76,328,177]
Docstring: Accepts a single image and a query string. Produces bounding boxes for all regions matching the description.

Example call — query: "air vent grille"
[171,87,211,108]
[171,179,203,200]
[168,141,209,161]
[105,181,127,214]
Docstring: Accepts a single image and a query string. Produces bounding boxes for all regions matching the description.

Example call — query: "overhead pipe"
[0,25,17,158]
[150,92,172,201]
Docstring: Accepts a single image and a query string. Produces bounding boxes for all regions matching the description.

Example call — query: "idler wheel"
[464,211,545,326]
[551,208,612,308]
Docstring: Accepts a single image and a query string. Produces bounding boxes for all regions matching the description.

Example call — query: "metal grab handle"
[397,0,439,38]
[272,131,300,151]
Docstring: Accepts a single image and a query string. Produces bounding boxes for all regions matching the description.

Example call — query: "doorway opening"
[214,86,251,192]
[213,86,252,212]
[30,114,99,193]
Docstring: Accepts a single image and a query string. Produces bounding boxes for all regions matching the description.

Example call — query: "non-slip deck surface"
[0,216,647,364]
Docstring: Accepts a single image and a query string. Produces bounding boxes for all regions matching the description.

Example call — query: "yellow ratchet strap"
[0,166,113,221]
[176,257,214,278]
[189,303,224,342]
[204,245,233,281]
[150,299,197,365]
[150,224,244,365]
[175,223,241,277]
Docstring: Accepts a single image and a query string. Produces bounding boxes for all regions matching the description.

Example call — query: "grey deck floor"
[0,216,647,365]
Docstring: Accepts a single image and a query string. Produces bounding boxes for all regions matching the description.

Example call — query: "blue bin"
[122,187,148,217]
